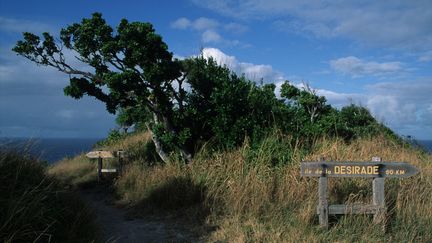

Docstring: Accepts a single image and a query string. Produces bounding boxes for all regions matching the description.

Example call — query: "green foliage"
[95,129,127,147]
[13,12,401,162]
[115,106,151,132]
[0,150,97,242]
[336,104,397,140]
[245,131,298,167]
[178,57,285,150]
[280,81,330,123]
[13,12,181,118]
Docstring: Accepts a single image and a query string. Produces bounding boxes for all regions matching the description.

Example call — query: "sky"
[0,0,431,139]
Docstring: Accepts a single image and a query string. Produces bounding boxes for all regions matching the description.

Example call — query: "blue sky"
[1,0,431,139]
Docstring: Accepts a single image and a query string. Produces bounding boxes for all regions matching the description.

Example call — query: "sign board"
[301,161,418,178]
[86,150,114,159]
[86,150,126,181]
[300,158,419,229]
[100,168,117,173]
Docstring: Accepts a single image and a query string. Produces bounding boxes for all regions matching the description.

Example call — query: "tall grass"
[0,150,98,242]
[114,133,432,242]
[48,154,97,188]
[47,130,431,242]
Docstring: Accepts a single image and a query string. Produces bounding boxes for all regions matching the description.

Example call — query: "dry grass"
[97,131,152,153]
[48,154,97,187]
[47,131,431,242]
[114,134,432,242]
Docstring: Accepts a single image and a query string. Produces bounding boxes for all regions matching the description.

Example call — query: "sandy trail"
[80,187,201,243]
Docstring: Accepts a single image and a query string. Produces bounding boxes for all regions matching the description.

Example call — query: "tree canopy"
[13,13,395,163]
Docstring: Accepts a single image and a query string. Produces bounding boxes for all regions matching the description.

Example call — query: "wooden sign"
[86,150,114,159]
[300,158,419,230]
[301,161,419,178]
[86,150,127,182]
[100,168,117,173]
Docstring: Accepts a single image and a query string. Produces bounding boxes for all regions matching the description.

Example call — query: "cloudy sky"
[1,0,431,139]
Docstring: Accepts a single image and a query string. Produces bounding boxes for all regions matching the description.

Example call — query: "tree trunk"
[148,127,170,164]
[161,115,192,164]
[151,112,192,164]
[179,148,192,164]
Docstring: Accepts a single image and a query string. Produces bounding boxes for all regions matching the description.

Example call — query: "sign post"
[371,157,385,225]
[86,150,126,182]
[301,157,419,229]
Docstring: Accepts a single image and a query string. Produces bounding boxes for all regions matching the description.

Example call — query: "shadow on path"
[80,185,205,243]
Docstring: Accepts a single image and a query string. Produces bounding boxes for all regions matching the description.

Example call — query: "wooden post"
[118,152,123,175]
[318,175,329,228]
[372,178,385,223]
[97,157,103,182]
[372,157,385,226]
[318,156,329,228]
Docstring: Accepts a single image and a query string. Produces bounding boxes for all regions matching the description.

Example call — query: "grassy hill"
[48,131,432,242]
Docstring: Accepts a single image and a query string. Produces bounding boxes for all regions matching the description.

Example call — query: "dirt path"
[80,187,202,243]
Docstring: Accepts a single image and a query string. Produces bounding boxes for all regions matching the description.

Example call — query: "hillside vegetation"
[50,131,432,242]
[0,150,97,242]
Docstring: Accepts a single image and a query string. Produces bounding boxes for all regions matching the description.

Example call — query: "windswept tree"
[13,13,191,162]
[13,13,394,164]
[280,81,329,123]
[13,13,285,163]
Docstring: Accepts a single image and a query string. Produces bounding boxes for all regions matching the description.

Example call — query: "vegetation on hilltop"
[13,13,397,165]
[48,131,432,242]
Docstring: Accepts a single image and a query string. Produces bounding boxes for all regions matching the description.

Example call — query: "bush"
[95,129,127,147]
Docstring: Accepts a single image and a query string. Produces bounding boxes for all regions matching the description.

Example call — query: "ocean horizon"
[0,137,102,163]
[417,140,432,153]
[1,137,431,164]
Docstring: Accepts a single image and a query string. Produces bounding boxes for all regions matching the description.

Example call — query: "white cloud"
[0,47,91,86]
[171,17,247,47]
[315,80,432,139]
[316,89,364,108]
[0,45,115,137]
[170,17,191,29]
[0,16,55,34]
[420,105,432,126]
[366,95,417,126]
[192,0,432,50]
[418,51,432,62]
[56,109,97,120]
[202,30,222,43]
[193,17,219,30]
[57,110,75,119]
[201,47,284,83]
[330,56,405,77]
[171,17,219,31]
[224,22,248,34]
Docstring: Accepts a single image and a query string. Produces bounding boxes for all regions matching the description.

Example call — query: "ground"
[80,186,203,243]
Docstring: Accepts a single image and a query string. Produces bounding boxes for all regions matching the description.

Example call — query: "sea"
[417,140,432,153]
[0,138,431,164]
[0,138,102,163]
